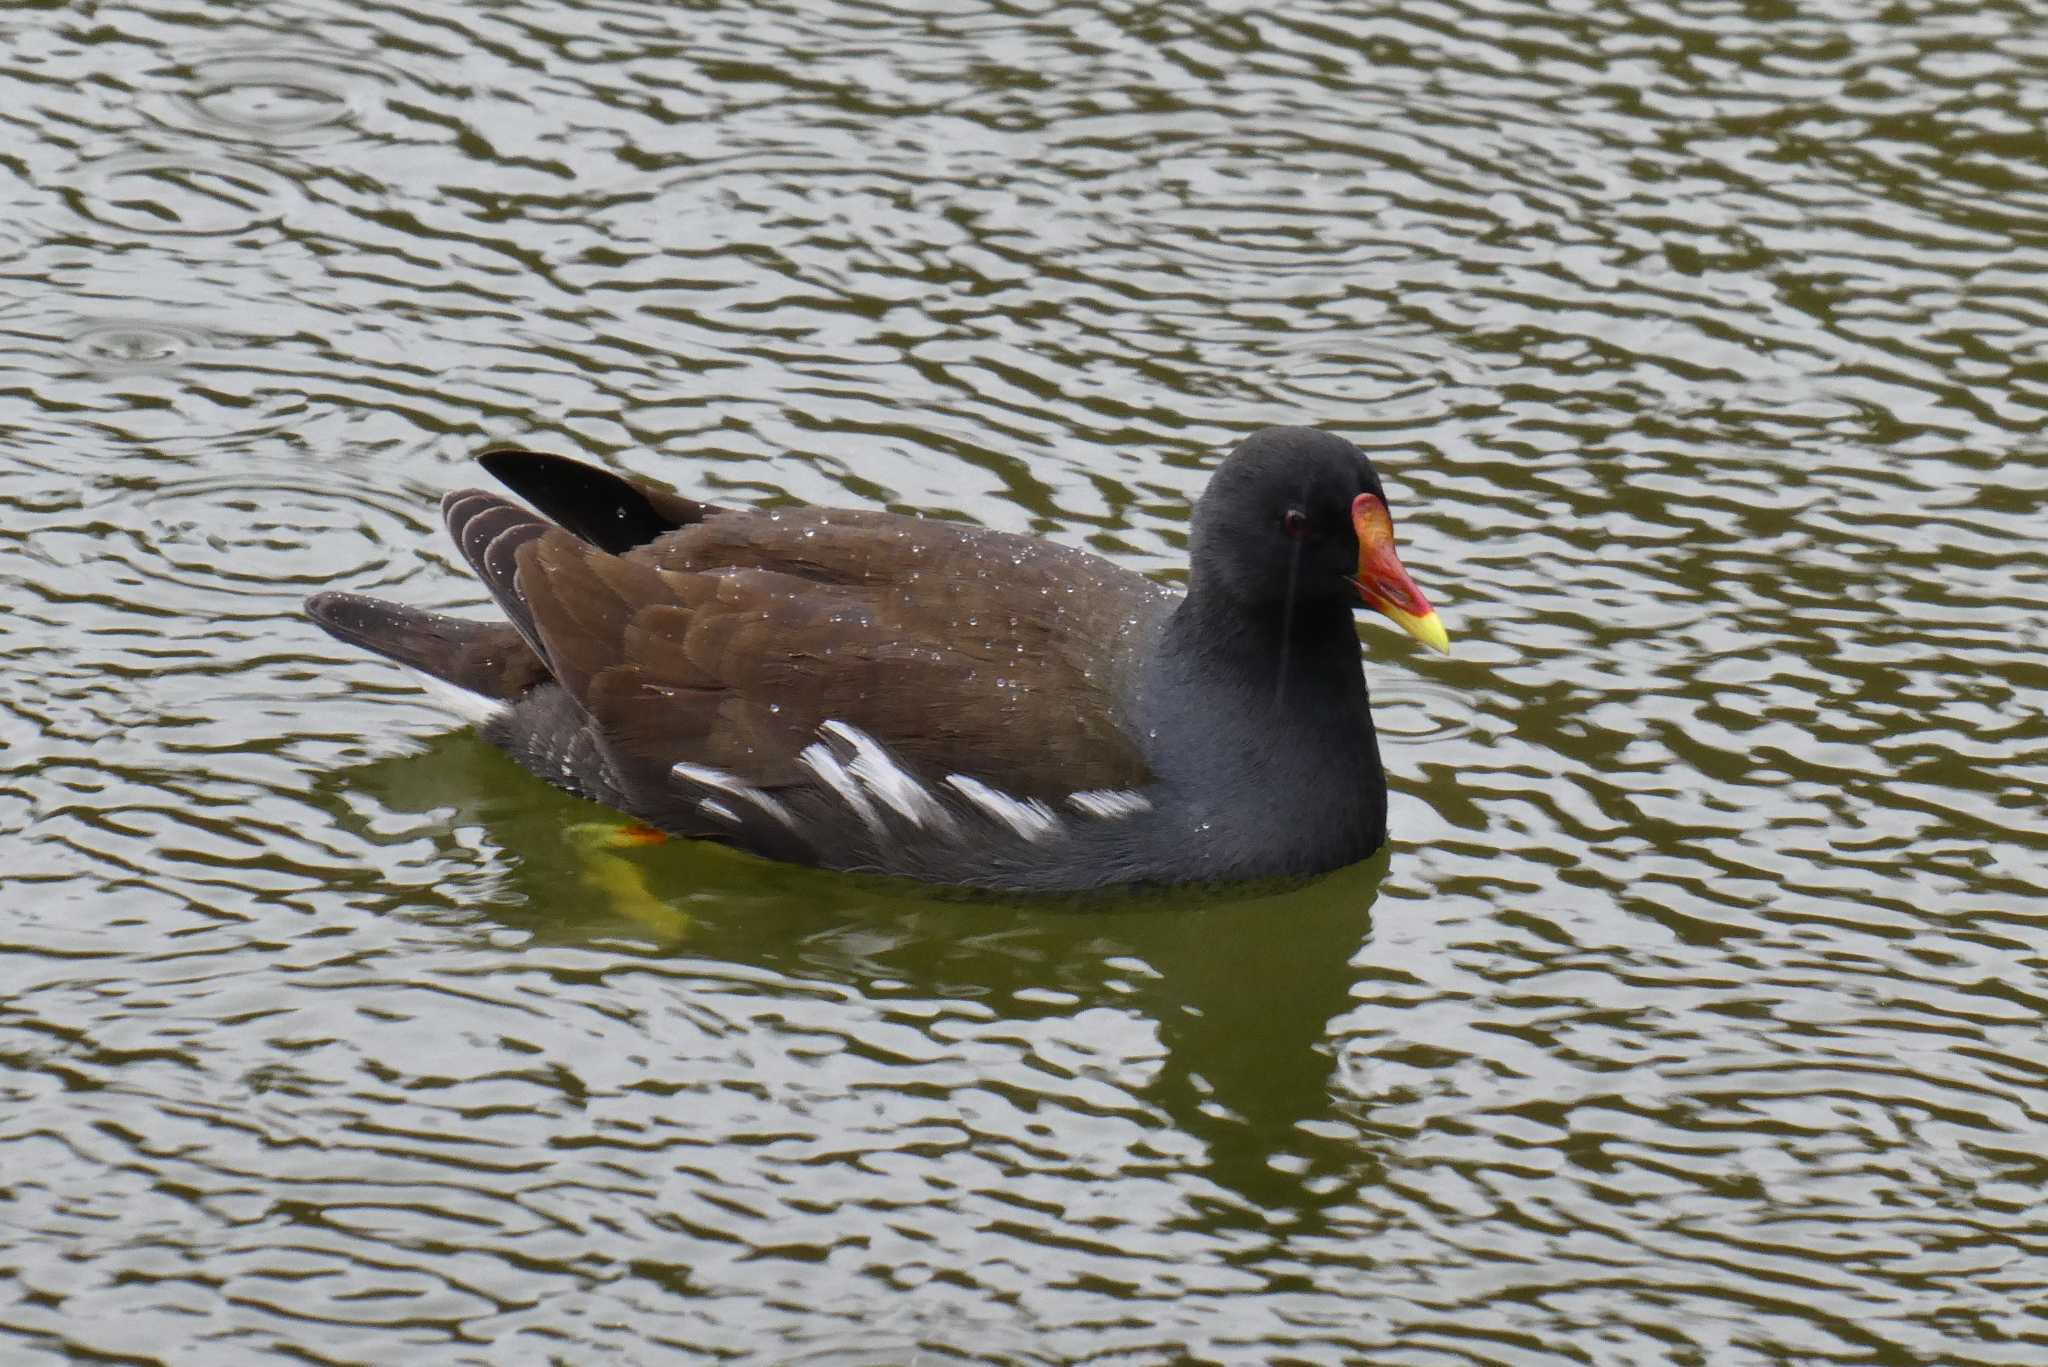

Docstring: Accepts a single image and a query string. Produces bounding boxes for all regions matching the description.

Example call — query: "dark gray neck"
[1126,585,1388,878]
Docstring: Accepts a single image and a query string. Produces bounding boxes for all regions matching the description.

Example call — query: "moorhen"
[307,427,1448,891]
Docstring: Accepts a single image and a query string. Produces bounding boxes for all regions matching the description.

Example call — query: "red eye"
[1282,509,1311,541]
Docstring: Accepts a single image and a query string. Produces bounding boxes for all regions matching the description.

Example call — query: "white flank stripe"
[799,741,885,835]
[944,774,1060,843]
[670,761,799,830]
[1067,789,1152,820]
[819,721,955,834]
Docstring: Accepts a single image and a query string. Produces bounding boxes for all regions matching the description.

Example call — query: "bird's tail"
[306,591,548,701]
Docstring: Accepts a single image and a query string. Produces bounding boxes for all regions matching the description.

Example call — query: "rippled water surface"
[5,1,2047,1362]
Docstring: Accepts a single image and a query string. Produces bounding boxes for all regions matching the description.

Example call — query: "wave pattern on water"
[2,0,2045,1363]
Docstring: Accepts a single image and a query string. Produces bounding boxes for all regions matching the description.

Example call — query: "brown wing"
[510,504,1169,805]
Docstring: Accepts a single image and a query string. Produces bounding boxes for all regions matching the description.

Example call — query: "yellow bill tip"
[1386,604,1450,656]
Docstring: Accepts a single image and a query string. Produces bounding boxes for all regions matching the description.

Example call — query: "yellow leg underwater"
[565,821,691,941]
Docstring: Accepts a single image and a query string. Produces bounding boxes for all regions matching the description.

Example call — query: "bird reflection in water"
[321,728,1392,1215]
